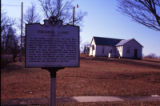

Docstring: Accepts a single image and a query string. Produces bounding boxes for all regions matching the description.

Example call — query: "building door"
[134,49,138,58]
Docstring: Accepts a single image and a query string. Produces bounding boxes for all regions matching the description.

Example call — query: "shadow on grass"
[1,96,160,106]
[143,59,160,64]
[1,62,24,73]
[80,57,160,69]
[1,97,78,106]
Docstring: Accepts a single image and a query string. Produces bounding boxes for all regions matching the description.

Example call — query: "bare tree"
[144,53,158,58]
[117,0,160,31]
[83,43,90,54]
[38,0,86,25]
[1,11,20,61]
[5,27,20,61]
[1,12,15,53]
[24,4,41,24]
[80,42,90,53]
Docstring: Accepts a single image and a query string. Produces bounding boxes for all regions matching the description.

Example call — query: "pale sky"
[2,0,160,56]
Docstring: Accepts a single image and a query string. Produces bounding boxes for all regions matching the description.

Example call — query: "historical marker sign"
[25,21,79,67]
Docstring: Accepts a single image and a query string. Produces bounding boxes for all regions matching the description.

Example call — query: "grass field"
[1,55,160,105]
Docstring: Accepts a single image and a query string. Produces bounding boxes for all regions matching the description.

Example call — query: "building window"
[127,47,130,54]
[92,45,95,50]
[110,49,112,53]
[102,47,104,54]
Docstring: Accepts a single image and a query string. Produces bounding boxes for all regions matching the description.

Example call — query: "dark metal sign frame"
[25,21,80,68]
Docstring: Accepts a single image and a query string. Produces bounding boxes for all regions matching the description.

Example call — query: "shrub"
[144,53,158,59]
[1,55,13,68]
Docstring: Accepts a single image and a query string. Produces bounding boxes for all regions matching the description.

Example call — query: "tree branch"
[117,0,160,31]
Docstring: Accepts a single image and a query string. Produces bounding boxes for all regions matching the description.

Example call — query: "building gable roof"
[116,39,132,46]
[93,36,123,46]
[116,38,143,47]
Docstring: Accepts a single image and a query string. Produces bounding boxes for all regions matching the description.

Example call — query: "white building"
[89,36,143,59]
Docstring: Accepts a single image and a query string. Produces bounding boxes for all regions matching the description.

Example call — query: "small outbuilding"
[89,36,143,59]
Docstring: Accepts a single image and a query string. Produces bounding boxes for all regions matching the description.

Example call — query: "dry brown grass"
[57,102,160,106]
[1,55,160,105]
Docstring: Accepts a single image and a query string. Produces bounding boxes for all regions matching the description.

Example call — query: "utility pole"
[72,4,79,25]
[21,2,23,50]
[20,2,23,61]
[72,7,75,25]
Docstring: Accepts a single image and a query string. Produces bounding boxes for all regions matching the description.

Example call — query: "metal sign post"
[43,67,64,106]
[50,70,56,106]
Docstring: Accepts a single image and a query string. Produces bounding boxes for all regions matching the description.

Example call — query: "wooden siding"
[89,37,143,59]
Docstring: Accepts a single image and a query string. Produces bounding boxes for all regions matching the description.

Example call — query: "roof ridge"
[116,38,136,46]
[93,36,124,40]
[93,36,123,46]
